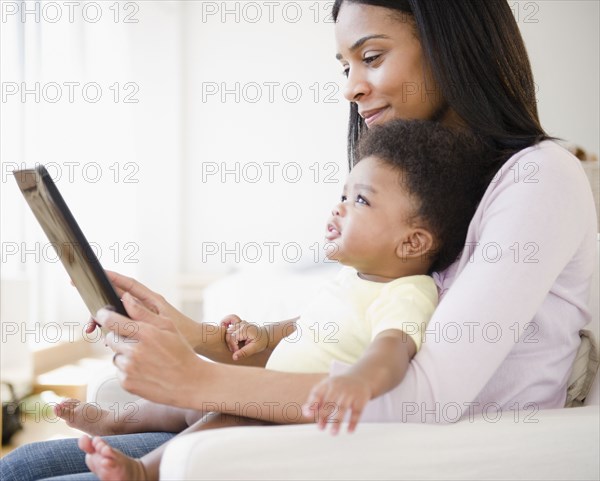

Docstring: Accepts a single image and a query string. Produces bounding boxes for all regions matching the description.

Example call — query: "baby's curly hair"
[356,119,496,273]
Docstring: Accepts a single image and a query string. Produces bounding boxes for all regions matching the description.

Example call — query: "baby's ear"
[396,229,435,263]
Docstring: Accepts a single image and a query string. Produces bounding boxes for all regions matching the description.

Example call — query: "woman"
[1,1,596,480]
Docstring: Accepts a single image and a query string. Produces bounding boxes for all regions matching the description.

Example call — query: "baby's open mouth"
[325,224,340,241]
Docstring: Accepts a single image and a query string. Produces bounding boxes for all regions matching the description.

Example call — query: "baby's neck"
[357,271,415,283]
[355,263,431,283]
[356,271,395,283]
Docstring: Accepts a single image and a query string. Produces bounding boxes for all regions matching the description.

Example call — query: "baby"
[223,118,492,431]
[55,119,491,481]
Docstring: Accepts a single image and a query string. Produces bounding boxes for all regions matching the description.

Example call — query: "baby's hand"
[220,315,269,361]
[302,375,371,435]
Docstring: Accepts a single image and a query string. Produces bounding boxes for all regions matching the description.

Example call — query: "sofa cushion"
[565,329,600,407]
[160,406,600,481]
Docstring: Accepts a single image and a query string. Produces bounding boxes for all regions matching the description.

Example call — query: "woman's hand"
[87,271,277,367]
[220,315,269,361]
[303,375,372,435]
[95,292,207,407]
[86,271,211,352]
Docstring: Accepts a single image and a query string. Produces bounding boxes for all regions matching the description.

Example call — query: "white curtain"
[0,1,184,368]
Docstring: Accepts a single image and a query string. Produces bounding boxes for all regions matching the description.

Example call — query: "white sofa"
[88,236,600,481]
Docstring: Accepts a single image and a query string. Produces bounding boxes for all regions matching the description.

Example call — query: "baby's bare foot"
[79,435,148,481]
[55,399,122,436]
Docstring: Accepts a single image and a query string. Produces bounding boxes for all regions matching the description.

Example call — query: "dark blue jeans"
[0,432,175,481]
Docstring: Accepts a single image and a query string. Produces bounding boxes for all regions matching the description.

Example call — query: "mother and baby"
[1,1,596,480]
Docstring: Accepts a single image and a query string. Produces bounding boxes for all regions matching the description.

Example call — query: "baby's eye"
[356,195,369,205]
[340,195,347,202]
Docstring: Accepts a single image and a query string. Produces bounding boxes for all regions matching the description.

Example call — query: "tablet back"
[13,165,127,318]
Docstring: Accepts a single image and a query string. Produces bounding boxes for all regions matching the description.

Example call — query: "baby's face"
[325,156,417,276]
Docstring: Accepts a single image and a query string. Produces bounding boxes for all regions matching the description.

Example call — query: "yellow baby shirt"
[266,267,438,373]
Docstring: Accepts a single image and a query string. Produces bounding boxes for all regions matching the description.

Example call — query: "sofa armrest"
[86,369,140,408]
[160,406,599,481]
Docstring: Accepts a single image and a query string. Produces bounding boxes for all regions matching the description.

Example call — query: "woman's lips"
[361,107,388,127]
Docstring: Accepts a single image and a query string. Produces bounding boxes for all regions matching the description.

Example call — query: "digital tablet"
[13,165,128,318]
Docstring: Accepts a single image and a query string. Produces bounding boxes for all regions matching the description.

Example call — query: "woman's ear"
[396,229,436,263]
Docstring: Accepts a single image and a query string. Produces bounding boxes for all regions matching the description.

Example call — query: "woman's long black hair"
[332,0,550,167]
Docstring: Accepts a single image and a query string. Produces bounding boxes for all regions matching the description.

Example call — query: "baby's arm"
[221,314,298,361]
[303,329,416,434]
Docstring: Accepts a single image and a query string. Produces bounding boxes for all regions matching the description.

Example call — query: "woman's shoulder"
[434,140,597,294]
[465,139,597,261]
[496,140,587,185]
[480,140,595,210]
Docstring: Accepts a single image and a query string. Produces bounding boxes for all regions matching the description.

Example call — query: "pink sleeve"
[330,142,598,423]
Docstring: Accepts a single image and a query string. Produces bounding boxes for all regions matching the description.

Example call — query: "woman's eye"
[356,195,369,205]
[341,66,349,78]
[363,54,381,65]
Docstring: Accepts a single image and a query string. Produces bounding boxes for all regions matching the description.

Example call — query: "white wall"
[179,0,600,280]
[1,1,598,342]
[518,0,599,155]
[0,1,184,342]
[181,1,348,276]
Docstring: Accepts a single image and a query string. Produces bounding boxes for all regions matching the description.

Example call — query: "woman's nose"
[343,69,370,102]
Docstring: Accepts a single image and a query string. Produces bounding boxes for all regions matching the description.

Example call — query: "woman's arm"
[98,293,324,424]
[105,271,295,368]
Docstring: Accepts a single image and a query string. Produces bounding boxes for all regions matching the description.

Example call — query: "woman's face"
[334,2,445,127]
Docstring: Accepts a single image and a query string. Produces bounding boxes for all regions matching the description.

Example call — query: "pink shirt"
[331,141,598,423]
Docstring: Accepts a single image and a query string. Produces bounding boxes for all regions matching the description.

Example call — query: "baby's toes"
[78,435,95,454]
[55,398,81,418]
[92,436,116,460]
